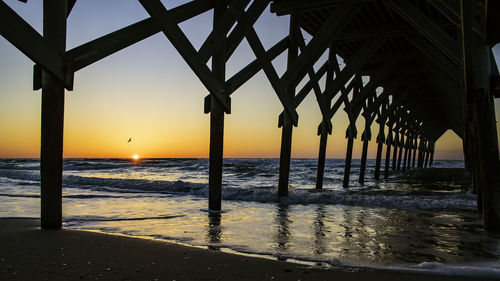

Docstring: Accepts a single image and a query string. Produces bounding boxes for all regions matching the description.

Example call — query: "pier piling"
[343,128,355,188]
[315,125,328,189]
[40,0,68,230]
[374,122,385,179]
[208,1,227,211]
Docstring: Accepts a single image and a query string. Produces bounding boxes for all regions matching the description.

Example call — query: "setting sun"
[132,154,140,160]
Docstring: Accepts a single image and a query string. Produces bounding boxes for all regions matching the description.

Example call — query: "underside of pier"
[0,0,499,230]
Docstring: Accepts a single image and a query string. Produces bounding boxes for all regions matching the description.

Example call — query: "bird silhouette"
[127,138,132,143]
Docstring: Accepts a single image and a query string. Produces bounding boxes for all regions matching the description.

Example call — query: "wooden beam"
[333,20,456,43]
[68,0,214,72]
[280,0,360,89]
[197,0,251,63]
[225,36,288,95]
[245,28,298,125]
[347,56,402,114]
[138,0,230,113]
[403,28,460,82]
[271,0,372,15]
[427,0,461,25]
[295,29,328,116]
[326,77,356,120]
[0,1,74,90]
[225,0,270,60]
[325,34,387,100]
[384,0,461,65]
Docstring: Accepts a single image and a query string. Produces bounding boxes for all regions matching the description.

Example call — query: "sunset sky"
[1,0,499,160]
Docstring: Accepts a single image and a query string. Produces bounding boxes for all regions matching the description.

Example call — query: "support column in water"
[374,121,385,179]
[208,1,228,211]
[278,12,299,197]
[384,126,393,179]
[315,122,330,189]
[397,132,404,170]
[412,137,418,168]
[429,141,435,167]
[359,119,371,183]
[402,134,409,170]
[343,124,356,188]
[392,129,399,170]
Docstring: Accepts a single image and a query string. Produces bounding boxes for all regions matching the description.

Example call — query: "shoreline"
[0,218,494,280]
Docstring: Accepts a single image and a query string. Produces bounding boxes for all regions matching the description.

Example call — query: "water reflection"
[313,206,327,255]
[206,212,222,245]
[274,204,291,253]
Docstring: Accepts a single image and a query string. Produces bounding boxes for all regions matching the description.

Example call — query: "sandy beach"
[0,218,493,281]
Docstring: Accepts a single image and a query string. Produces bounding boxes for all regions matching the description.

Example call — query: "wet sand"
[0,218,491,280]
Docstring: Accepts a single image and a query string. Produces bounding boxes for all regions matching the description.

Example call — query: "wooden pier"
[1,0,499,230]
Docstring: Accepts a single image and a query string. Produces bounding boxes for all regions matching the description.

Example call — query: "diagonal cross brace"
[67,0,214,72]
[246,27,299,126]
[279,0,360,89]
[225,0,270,61]
[225,36,288,95]
[197,0,252,63]
[138,0,230,113]
[384,0,461,65]
[347,56,403,114]
[0,1,74,90]
[325,34,387,100]
[33,0,215,90]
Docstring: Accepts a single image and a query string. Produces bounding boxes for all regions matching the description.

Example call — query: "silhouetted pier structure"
[1,0,499,230]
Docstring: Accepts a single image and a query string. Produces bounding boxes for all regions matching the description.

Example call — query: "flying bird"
[127,138,132,143]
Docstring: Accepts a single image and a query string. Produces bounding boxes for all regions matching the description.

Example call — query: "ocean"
[1,158,499,278]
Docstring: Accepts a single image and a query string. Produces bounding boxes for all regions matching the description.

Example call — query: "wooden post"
[374,122,385,179]
[315,124,328,189]
[343,132,354,188]
[384,125,393,179]
[424,148,430,168]
[208,0,227,211]
[40,0,68,230]
[359,119,370,183]
[406,135,412,170]
[417,139,424,168]
[397,132,404,170]
[429,143,434,167]
[412,137,417,168]
[392,130,399,170]
[402,134,409,170]
[278,12,298,197]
